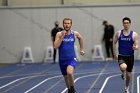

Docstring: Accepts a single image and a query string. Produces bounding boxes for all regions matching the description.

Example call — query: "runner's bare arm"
[74,31,85,55]
[133,32,139,50]
[54,31,66,49]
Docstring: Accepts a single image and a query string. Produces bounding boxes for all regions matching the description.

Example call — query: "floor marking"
[24,75,62,93]
[137,76,140,93]
[99,74,120,93]
[61,73,100,93]
[61,72,114,93]
[1,64,32,77]
[0,74,48,89]
[86,61,109,93]
[61,62,110,93]
[131,66,135,93]
[42,78,63,93]
[1,62,140,93]
[0,63,56,79]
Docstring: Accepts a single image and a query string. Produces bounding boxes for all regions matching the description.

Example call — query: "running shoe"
[71,86,76,93]
[68,89,71,93]
[124,89,129,93]
[124,86,129,93]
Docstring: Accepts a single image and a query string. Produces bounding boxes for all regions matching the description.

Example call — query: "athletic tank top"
[118,30,134,56]
[59,30,76,60]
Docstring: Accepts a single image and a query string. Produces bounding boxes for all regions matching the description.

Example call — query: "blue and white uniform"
[59,30,76,75]
[118,30,134,72]
[118,30,134,56]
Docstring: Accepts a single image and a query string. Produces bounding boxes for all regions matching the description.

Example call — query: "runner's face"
[123,20,131,30]
[63,20,72,31]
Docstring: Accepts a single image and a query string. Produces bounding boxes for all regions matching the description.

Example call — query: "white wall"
[4,0,140,6]
[8,0,62,6]
[0,4,140,63]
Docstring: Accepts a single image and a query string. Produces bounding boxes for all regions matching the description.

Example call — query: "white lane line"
[42,78,63,93]
[61,61,110,93]
[0,63,56,79]
[137,76,140,93]
[24,75,62,93]
[0,64,60,89]
[0,75,44,89]
[131,65,135,93]
[86,61,109,93]
[99,74,120,93]
[61,72,115,93]
[61,73,100,93]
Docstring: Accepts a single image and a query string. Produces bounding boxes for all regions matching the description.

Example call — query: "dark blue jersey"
[59,30,76,60]
[118,30,134,56]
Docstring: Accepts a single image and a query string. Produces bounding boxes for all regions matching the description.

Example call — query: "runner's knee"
[120,63,127,71]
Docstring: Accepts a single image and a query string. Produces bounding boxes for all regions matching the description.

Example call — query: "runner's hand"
[80,50,85,56]
[133,44,138,50]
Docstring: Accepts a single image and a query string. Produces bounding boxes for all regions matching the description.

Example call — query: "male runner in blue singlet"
[54,18,85,93]
[113,17,138,93]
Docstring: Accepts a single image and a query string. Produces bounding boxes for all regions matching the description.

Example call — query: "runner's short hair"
[122,17,131,23]
[63,18,72,24]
